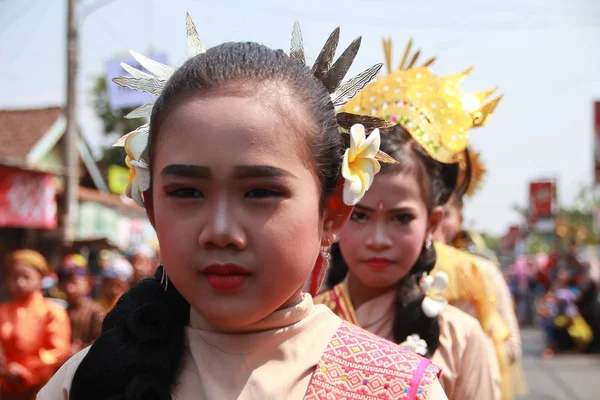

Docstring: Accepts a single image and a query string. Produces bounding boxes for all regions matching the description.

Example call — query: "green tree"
[91,75,145,169]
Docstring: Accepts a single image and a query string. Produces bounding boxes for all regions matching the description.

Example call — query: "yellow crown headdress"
[341,38,502,164]
[457,148,488,198]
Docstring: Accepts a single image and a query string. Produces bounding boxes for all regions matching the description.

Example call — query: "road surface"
[519,327,600,400]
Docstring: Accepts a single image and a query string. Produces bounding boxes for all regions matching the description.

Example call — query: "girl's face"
[7,262,43,300]
[339,169,440,293]
[147,89,348,330]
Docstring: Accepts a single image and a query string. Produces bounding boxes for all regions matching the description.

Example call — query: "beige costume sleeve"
[36,347,89,400]
[480,258,522,363]
[453,322,501,400]
[427,379,449,400]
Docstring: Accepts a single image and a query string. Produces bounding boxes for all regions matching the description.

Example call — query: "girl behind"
[317,126,501,399]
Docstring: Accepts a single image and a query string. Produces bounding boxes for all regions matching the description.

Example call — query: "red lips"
[201,264,251,291]
[365,258,393,269]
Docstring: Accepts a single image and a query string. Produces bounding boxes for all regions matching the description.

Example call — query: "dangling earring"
[160,266,169,292]
[309,241,332,296]
[426,235,433,250]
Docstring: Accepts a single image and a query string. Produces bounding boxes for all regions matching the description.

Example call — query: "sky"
[0,0,599,235]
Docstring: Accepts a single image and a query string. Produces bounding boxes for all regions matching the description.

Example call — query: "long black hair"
[327,125,458,358]
[70,42,346,400]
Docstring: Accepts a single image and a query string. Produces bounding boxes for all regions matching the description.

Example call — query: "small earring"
[426,235,433,250]
[160,267,169,292]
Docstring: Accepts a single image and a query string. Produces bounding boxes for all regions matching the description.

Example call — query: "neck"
[346,273,394,309]
[13,290,40,303]
[69,296,88,308]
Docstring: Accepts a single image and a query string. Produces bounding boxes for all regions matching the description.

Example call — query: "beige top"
[475,256,522,364]
[355,288,501,400]
[38,293,447,400]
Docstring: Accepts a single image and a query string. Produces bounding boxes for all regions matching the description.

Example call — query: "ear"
[428,205,444,237]
[321,181,353,245]
[144,188,156,229]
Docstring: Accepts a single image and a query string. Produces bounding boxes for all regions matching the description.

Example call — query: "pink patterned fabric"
[304,322,440,400]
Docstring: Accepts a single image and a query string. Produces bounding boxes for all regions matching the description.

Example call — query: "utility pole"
[64,0,79,245]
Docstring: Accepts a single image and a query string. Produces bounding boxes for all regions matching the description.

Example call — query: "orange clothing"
[0,291,70,394]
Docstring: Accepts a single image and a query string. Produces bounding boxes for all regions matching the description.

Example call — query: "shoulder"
[307,322,441,399]
[37,347,90,400]
[438,305,483,339]
[85,298,107,316]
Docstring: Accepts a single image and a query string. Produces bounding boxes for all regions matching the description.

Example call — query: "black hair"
[70,42,345,399]
[148,41,343,205]
[327,125,458,358]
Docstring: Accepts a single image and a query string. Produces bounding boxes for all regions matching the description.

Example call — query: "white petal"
[341,150,353,180]
[349,124,366,159]
[343,174,364,206]
[126,131,149,161]
[131,161,151,192]
[422,296,448,318]
[420,275,434,292]
[431,271,449,293]
[415,345,428,356]
[359,128,381,158]
[130,180,145,208]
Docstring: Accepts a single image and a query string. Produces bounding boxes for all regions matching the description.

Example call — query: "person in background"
[128,245,157,284]
[0,250,70,400]
[57,254,106,356]
[96,257,134,312]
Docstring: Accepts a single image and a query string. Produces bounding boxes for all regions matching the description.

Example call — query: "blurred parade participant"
[96,257,133,312]
[317,121,501,399]
[0,250,70,399]
[57,255,105,356]
[436,152,525,399]
[440,152,523,365]
[128,244,157,284]
[39,16,447,400]
[538,268,593,357]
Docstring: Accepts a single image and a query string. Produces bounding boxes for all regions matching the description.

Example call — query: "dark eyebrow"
[354,204,415,214]
[232,165,296,179]
[160,164,211,178]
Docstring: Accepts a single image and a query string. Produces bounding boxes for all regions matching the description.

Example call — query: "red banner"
[0,167,57,229]
[529,180,555,223]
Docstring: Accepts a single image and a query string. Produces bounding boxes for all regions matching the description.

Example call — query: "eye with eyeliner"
[390,213,415,225]
[350,211,370,223]
[163,183,204,199]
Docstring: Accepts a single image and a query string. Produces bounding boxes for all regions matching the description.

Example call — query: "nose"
[198,196,246,249]
[366,221,393,251]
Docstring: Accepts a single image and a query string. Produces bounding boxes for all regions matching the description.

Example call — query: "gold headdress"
[111,14,395,207]
[341,38,502,164]
[457,148,488,198]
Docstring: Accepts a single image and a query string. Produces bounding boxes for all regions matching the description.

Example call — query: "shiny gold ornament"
[341,39,502,164]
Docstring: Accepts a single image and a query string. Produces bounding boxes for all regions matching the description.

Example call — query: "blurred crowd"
[507,245,600,358]
[0,245,159,399]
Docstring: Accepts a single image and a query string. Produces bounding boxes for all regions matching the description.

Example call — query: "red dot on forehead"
[377,200,384,210]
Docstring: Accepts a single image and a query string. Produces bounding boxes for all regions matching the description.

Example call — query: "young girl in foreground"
[317,126,501,400]
[38,15,447,400]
